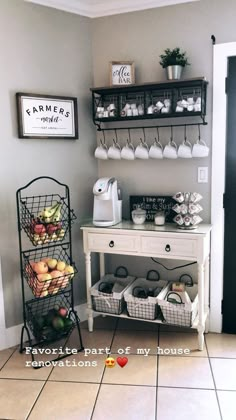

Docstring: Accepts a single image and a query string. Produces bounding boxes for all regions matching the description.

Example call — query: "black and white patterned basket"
[157,275,198,327]
[90,266,135,315]
[124,270,168,320]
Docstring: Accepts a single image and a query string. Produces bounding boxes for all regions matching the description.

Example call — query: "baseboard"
[0,303,88,351]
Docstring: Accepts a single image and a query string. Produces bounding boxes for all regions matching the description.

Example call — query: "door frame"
[0,258,7,349]
[211,42,236,332]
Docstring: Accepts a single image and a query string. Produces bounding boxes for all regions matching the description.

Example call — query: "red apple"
[58,307,67,318]
[34,224,46,235]
[34,261,48,274]
[46,224,58,235]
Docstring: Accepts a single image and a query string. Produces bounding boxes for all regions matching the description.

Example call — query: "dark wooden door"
[223,56,236,333]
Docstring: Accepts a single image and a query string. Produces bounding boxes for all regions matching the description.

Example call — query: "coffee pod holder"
[172,192,203,230]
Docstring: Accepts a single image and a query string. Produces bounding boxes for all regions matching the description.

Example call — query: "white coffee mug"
[192,139,209,158]
[176,105,184,112]
[124,103,131,111]
[121,140,135,160]
[94,140,108,160]
[147,105,154,114]
[181,99,188,108]
[156,100,164,111]
[187,97,194,105]
[149,138,163,159]
[127,109,132,116]
[108,140,121,160]
[194,103,201,112]
[163,141,178,159]
[161,107,169,114]
[138,104,144,115]
[164,99,171,108]
[178,140,192,158]
[187,105,194,112]
[108,103,115,111]
[135,140,149,159]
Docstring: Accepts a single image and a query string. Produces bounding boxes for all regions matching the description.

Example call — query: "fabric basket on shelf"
[90,266,135,315]
[157,274,198,327]
[124,270,168,320]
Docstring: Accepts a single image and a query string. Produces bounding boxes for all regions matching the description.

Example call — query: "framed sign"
[16,93,78,139]
[130,195,176,223]
[109,61,135,86]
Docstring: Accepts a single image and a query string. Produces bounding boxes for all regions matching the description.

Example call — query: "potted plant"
[159,47,190,80]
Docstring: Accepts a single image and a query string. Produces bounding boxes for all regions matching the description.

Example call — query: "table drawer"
[141,236,197,258]
[87,233,139,253]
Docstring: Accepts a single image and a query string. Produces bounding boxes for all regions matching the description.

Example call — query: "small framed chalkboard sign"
[129,196,176,223]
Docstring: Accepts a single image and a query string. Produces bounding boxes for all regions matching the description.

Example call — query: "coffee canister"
[154,210,165,226]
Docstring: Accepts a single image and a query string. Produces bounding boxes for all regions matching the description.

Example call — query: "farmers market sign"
[16,93,78,139]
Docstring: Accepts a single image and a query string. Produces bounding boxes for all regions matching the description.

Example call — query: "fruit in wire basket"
[33,306,73,339]
[47,258,57,270]
[64,265,75,279]
[34,261,48,274]
[50,269,63,279]
[58,307,68,318]
[56,261,66,272]
[38,202,61,223]
[46,224,59,236]
[52,316,64,331]
[63,318,73,330]
[27,258,74,297]
[37,273,52,283]
[33,224,46,235]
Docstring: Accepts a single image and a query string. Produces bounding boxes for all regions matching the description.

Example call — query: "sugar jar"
[154,210,165,226]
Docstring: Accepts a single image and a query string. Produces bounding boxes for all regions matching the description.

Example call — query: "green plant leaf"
[159,47,190,68]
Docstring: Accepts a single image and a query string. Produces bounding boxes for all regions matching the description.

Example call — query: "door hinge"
[225,77,228,94]
[221,299,224,314]
[223,193,226,208]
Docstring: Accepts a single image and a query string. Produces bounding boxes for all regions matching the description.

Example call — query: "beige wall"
[0,0,97,327]
[91,0,236,280]
[91,0,236,221]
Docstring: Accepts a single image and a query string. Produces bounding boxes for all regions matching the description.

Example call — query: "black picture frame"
[16,92,78,139]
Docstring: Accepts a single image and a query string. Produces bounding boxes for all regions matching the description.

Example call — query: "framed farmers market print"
[16,92,78,139]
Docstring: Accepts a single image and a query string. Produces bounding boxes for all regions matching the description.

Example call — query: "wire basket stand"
[16,176,84,368]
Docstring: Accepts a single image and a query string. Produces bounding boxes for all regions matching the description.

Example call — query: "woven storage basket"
[90,266,135,315]
[124,270,168,320]
[157,274,198,327]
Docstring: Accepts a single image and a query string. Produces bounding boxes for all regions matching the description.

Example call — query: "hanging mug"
[108,139,121,160]
[135,139,149,159]
[149,137,163,159]
[94,139,108,160]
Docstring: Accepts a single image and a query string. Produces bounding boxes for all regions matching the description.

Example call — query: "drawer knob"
[165,244,171,252]
[109,240,114,248]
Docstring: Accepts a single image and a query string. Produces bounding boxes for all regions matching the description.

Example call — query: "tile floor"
[0,316,236,420]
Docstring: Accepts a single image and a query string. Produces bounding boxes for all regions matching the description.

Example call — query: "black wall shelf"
[91,77,208,128]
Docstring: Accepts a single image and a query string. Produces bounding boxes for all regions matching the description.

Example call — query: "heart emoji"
[116,356,128,368]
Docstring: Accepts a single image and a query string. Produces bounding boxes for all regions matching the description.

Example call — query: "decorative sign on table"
[109,61,135,86]
[16,93,78,139]
[129,196,176,223]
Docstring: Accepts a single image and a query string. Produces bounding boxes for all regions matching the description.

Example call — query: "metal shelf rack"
[16,176,84,368]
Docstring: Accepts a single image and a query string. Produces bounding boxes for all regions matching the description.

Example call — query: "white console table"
[81,222,211,350]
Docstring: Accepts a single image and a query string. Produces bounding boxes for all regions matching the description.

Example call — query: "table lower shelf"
[91,308,209,330]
